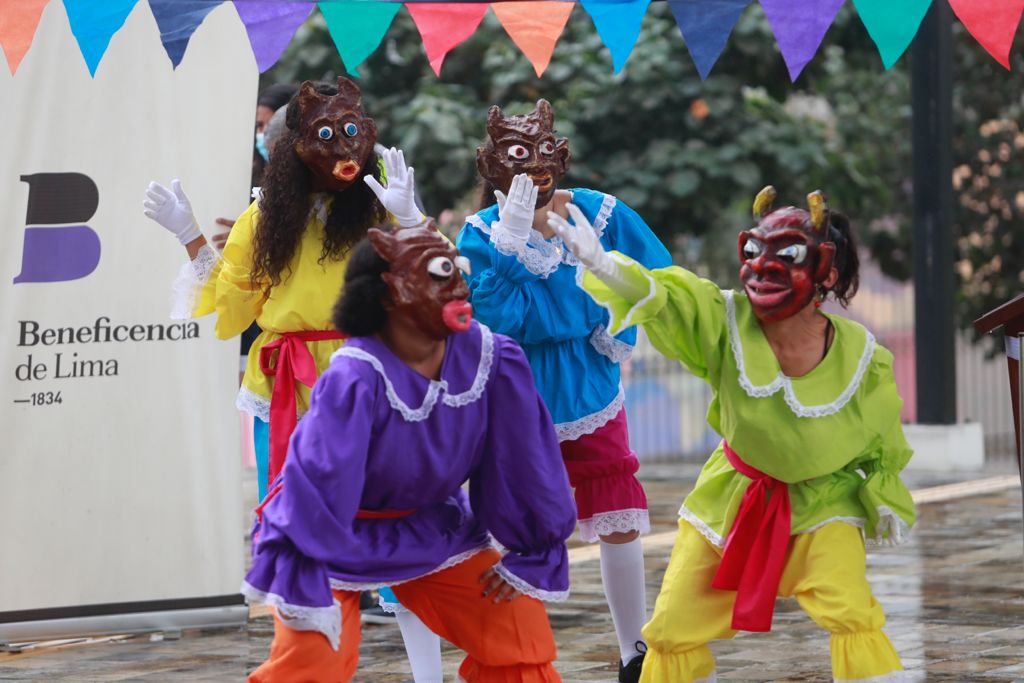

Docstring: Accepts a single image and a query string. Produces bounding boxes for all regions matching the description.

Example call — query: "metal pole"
[911,1,957,424]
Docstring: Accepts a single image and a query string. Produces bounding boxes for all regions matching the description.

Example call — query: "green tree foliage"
[265,4,1021,340]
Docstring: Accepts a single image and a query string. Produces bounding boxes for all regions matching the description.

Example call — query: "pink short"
[560,408,650,543]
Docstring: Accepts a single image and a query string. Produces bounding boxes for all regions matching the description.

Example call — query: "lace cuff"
[578,508,650,543]
[240,580,342,650]
[490,221,562,278]
[170,244,219,320]
[589,324,634,363]
[554,386,625,442]
[859,470,915,546]
[493,561,569,603]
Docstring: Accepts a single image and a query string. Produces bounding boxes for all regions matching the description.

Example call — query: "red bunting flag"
[948,0,1024,70]
[407,2,489,76]
[0,0,50,75]
[493,1,575,77]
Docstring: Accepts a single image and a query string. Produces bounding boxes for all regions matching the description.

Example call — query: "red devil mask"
[294,76,378,193]
[368,223,473,341]
[737,187,837,322]
[476,99,571,209]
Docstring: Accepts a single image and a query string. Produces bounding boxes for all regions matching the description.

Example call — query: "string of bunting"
[1,0,1021,79]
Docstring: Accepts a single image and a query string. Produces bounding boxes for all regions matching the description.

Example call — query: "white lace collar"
[331,324,495,422]
[723,290,875,419]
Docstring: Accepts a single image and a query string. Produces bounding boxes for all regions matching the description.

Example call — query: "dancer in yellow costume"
[549,186,914,682]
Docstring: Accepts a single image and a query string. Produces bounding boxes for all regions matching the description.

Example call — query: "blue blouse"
[457,188,671,441]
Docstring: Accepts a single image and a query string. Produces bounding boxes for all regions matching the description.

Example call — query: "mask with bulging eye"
[367,223,473,341]
[293,76,378,193]
[476,99,571,209]
[737,187,837,322]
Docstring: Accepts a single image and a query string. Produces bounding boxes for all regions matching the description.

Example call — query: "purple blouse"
[241,321,577,647]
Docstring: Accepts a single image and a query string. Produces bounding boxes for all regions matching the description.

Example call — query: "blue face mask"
[255,132,269,161]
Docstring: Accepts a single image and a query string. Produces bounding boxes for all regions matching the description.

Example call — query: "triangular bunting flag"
[319,1,400,77]
[948,0,1024,69]
[581,0,652,73]
[667,0,750,80]
[63,0,139,76]
[407,3,488,76]
[234,1,314,73]
[493,1,575,77]
[853,0,932,69]
[149,0,221,68]
[0,0,50,75]
[759,0,844,81]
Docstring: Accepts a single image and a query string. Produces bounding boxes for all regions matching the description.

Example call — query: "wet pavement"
[1,462,1022,681]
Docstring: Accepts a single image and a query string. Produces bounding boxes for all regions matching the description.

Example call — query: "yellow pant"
[641,519,903,682]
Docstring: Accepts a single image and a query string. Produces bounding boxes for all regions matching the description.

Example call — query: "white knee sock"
[395,610,443,683]
[599,538,648,665]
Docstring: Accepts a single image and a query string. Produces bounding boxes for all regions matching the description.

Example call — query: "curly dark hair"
[250,83,387,292]
[822,212,860,307]
[332,229,393,337]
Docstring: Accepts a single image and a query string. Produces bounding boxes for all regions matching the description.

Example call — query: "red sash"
[258,330,346,490]
[710,442,792,632]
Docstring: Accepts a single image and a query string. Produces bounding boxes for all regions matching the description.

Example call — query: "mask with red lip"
[293,76,378,193]
[367,222,474,341]
[737,186,837,322]
[476,99,571,209]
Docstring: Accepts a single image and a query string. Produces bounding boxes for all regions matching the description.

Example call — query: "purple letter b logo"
[13,173,102,284]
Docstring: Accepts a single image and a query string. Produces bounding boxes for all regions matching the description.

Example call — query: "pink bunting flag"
[948,0,1024,69]
[759,0,844,81]
[0,0,50,75]
[234,1,314,73]
[407,2,489,76]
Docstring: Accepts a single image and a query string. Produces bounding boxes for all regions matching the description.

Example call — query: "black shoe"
[618,641,647,683]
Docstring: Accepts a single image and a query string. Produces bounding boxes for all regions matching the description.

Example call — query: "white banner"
[0,3,255,618]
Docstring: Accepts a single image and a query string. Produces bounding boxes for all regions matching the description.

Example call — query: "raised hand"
[547,203,610,272]
[494,173,538,243]
[143,180,202,246]
[363,147,421,227]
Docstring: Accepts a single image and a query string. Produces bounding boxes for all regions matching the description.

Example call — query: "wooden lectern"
[973,294,1024,533]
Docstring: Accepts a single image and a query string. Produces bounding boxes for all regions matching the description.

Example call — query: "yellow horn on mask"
[753,185,777,218]
[807,190,829,234]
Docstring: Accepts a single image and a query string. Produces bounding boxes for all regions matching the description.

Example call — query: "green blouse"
[582,253,916,547]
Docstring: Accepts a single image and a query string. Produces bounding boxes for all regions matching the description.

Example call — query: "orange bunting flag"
[0,0,51,75]
[407,2,489,76]
[948,0,1024,69]
[493,1,575,77]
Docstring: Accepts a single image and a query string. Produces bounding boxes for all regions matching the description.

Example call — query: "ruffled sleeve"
[241,364,376,648]
[457,217,599,344]
[470,335,576,600]
[187,201,269,339]
[856,349,916,545]
[581,255,730,386]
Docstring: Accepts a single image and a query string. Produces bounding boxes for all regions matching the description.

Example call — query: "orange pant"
[249,549,561,683]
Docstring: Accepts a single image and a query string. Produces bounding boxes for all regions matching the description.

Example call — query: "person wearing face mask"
[456,100,671,683]
[243,224,577,682]
[548,186,915,683]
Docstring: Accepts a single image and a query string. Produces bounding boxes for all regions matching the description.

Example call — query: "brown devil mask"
[368,223,473,341]
[476,99,571,209]
[293,76,378,193]
[737,186,838,322]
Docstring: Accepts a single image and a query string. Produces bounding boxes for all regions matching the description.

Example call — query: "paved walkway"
[1,464,1022,681]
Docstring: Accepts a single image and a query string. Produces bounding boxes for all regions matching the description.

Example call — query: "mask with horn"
[737,186,838,322]
[293,76,379,193]
[476,99,571,209]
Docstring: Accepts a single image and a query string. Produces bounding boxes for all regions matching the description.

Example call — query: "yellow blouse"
[193,195,348,419]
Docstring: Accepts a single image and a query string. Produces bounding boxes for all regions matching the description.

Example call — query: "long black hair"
[824,212,860,307]
[251,82,387,292]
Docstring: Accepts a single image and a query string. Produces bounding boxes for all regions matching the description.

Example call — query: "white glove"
[548,203,649,301]
[363,147,421,227]
[143,180,202,246]
[493,173,538,244]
